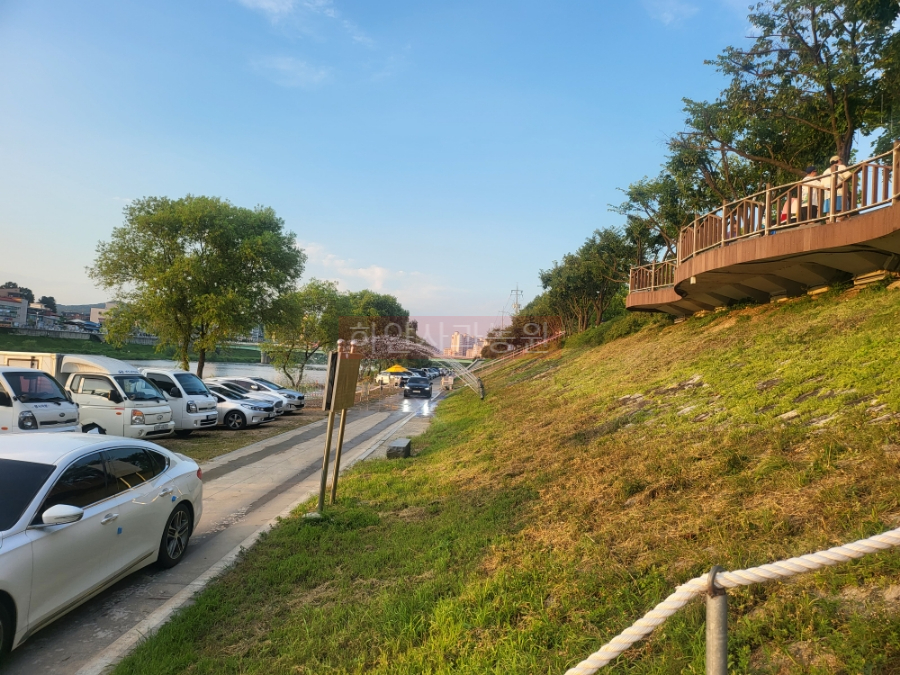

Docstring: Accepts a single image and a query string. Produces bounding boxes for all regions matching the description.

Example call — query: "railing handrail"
[565,524,900,674]
[628,144,900,292]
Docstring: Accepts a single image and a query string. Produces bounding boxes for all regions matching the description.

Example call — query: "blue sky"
[0,0,753,319]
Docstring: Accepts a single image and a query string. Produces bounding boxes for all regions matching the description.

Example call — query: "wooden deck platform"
[626,203,900,316]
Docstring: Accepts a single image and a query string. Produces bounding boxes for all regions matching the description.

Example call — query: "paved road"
[1,387,441,675]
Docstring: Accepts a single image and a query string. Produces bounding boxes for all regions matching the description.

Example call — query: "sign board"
[322,350,363,412]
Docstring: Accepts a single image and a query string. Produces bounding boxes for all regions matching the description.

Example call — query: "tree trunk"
[196,348,206,379]
[179,339,190,372]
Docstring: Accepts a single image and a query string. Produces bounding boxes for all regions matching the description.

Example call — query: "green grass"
[114,285,900,674]
[0,332,261,363]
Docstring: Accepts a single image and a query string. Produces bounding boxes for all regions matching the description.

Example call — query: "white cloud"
[298,241,451,310]
[644,0,699,25]
[236,0,374,46]
[251,56,331,87]
[237,0,297,21]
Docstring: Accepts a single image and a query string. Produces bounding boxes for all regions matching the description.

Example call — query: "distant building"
[0,287,28,301]
[465,338,487,358]
[26,302,60,329]
[89,302,117,325]
[447,331,485,358]
[0,296,28,328]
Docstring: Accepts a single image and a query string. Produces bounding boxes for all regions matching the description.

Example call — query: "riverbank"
[112,283,900,674]
[0,333,262,363]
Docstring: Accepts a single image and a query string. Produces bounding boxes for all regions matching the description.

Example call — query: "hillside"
[115,284,900,675]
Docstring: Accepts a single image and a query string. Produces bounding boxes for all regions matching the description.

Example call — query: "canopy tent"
[385,364,412,373]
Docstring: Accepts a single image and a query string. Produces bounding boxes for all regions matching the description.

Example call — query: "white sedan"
[0,434,203,659]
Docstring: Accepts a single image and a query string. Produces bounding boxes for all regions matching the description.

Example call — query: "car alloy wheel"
[158,504,192,568]
[224,410,246,430]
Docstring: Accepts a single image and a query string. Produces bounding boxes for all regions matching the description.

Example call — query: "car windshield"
[211,386,247,400]
[222,381,251,393]
[0,458,55,531]
[174,373,210,396]
[113,376,164,401]
[3,371,68,403]
[251,377,283,390]
[407,377,429,385]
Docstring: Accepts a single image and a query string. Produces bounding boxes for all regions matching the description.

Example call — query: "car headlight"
[186,400,198,413]
[131,410,145,425]
[285,393,296,399]
[18,411,37,430]
[241,403,265,411]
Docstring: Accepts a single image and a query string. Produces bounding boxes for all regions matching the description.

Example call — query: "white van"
[0,352,175,439]
[140,368,218,436]
[0,366,79,434]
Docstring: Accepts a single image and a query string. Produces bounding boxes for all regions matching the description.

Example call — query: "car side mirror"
[0,391,11,407]
[168,388,182,399]
[109,390,123,404]
[37,504,84,527]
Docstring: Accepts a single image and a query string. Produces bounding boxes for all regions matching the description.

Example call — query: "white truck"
[0,365,80,434]
[0,352,175,439]
[140,368,218,436]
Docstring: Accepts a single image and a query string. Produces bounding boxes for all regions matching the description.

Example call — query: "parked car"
[0,366,79,434]
[140,369,218,437]
[204,378,285,415]
[0,353,175,439]
[425,367,441,379]
[206,384,275,429]
[241,377,305,412]
[375,371,399,385]
[403,376,433,398]
[0,434,203,659]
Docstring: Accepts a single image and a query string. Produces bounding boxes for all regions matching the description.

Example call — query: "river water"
[126,359,328,386]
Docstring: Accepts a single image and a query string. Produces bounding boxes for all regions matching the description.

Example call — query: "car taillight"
[197,468,203,480]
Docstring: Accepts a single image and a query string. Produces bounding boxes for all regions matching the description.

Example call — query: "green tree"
[539,228,632,334]
[91,195,305,377]
[676,0,899,179]
[262,279,347,388]
[38,296,57,313]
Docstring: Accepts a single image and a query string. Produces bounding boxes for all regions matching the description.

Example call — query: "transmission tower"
[510,284,523,316]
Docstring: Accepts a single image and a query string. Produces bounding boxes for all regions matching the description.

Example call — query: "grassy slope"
[114,286,900,675]
[0,333,261,363]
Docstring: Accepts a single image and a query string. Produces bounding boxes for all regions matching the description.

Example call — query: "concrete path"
[0,389,440,675]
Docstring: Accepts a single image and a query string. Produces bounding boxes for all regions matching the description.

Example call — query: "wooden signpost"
[309,340,363,516]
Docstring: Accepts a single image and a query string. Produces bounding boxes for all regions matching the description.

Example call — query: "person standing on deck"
[821,155,849,216]
[781,166,820,223]
[800,166,819,221]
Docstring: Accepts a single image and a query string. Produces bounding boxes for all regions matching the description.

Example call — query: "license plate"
[153,423,168,431]
[206,414,217,421]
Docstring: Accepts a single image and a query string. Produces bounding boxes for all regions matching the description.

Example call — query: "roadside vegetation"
[0,332,262,363]
[114,284,900,674]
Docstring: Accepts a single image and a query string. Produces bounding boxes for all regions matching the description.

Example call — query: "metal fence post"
[764,183,772,235]
[706,566,727,675]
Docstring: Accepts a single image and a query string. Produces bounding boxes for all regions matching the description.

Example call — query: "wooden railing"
[629,259,677,292]
[628,143,900,292]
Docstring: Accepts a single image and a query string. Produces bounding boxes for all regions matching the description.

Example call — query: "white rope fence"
[565,526,900,675]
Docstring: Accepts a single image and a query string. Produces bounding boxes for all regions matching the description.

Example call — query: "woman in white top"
[820,155,849,215]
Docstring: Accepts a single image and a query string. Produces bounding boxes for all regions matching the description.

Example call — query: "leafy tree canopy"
[90,195,305,377]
